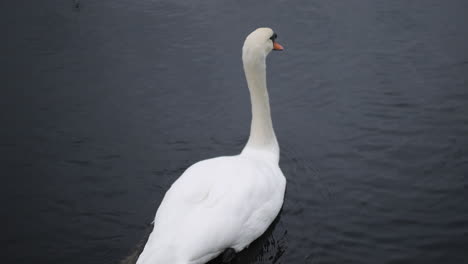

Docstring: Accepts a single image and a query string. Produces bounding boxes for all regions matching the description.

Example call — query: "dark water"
[2,0,468,263]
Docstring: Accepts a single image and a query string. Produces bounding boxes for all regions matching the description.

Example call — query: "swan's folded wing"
[145,156,283,262]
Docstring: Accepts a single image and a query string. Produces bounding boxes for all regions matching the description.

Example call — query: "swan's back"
[136,156,285,264]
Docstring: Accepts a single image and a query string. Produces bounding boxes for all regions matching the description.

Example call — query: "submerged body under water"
[2,0,468,263]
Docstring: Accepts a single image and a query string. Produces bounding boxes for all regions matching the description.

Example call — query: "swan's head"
[242,27,284,63]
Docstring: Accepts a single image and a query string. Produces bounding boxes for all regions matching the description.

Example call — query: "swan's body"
[137,28,286,264]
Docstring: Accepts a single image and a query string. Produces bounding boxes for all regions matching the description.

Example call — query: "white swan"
[136,27,286,264]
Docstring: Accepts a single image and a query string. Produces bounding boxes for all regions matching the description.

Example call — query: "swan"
[136,27,286,264]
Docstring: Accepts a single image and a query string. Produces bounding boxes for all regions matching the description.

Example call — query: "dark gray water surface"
[2,0,468,263]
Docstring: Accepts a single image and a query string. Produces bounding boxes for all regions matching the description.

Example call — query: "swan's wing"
[139,156,285,263]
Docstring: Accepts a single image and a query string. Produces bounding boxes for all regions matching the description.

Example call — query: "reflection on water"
[2,0,468,263]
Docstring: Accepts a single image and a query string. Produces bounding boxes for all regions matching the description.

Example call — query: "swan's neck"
[241,55,279,163]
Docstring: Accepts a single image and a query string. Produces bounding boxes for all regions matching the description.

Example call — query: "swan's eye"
[269,33,277,41]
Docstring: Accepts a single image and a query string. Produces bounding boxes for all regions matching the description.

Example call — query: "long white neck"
[241,52,279,163]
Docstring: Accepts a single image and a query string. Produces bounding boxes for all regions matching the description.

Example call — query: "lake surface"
[2,0,468,263]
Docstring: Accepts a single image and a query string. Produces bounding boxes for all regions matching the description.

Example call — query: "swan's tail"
[136,244,187,264]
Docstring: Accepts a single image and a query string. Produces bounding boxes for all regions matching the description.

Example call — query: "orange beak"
[273,41,284,51]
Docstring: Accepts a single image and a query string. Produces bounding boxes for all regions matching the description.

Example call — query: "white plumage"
[137,27,286,264]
